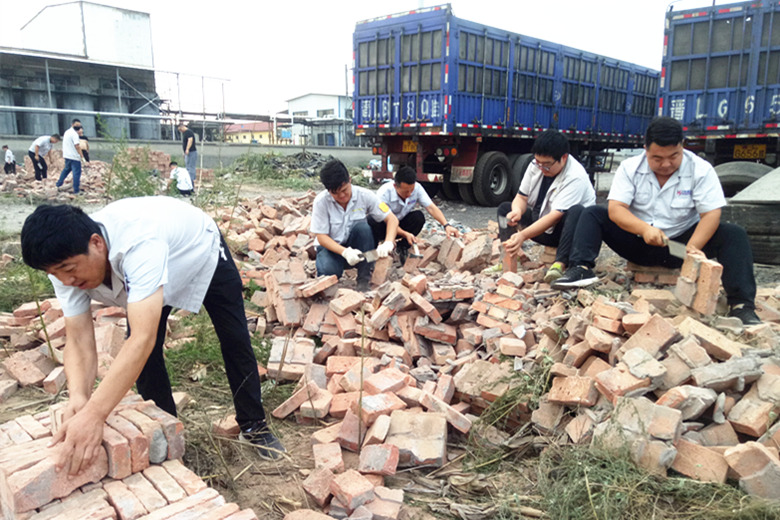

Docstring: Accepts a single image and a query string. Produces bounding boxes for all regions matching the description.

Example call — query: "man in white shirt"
[553,117,759,325]
[168,161,194,196]
[3,145,15,174]
[56,119,85,194]
[373,166,459,263]
[310,159,399,291]
[20,197,285,476]
[28,134,61,181]
[497,130,596,281]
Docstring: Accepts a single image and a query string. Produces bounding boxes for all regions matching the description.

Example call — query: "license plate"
[402,140,417,153]
[733,144,766,160]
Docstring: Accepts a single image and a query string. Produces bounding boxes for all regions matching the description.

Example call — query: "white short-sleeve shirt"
[170,167,194,191]
[62,127,81,161]
[608,149,726,238]
[29,136,53,156]
[310,185,390,245]
[518,155,596,233]
[52,196,221,317]
[4,149,13,164]
[376,181,433,221]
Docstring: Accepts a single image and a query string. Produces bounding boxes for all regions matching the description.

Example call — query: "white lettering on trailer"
[431,98,441,119]
[717,99,728,118]
[406,100,415,120]
[381,99,389,120]
[745,95,755,115]
[362,100,372,120]
[670,99,685,120]
[421,99,429,117]
[393,102,400,120]
[768,94,780,116]
[695,97,707,119]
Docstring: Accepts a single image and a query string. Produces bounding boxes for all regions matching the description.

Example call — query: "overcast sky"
[1,0,735,115]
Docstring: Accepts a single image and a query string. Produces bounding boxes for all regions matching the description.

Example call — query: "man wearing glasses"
[497,130,596,283]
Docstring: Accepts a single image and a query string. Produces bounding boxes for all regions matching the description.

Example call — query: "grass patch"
[0,260,54,313]
[539,445,780,520]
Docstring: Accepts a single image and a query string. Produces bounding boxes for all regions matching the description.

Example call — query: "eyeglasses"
[533,159,558,171]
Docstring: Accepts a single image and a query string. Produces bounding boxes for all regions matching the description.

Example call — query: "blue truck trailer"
[354,4,659,206]
[661,0,780,195]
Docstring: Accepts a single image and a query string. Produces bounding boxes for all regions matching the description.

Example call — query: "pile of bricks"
[0,393,258,519]
[0,300,128,404]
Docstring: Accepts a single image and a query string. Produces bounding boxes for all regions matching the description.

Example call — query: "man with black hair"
[21,197,285,476]
[168,161,194,196]
[56,119,85,194]
[28,134,61,181]
[373,165,459,263]
[553,116,760,325]
[178,122,197,183]
[2,145,15,174]
[310,159,399,290]
[496,130,595,281]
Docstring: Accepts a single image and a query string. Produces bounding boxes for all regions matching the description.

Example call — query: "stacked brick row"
[0,393,257,520]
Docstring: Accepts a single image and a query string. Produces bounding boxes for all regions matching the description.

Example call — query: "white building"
[286,93,353,147]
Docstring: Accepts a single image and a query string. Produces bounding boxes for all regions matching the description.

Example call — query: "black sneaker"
[239,422,286,460]
[728,304,761,326]
[551,265,599,290]
[356,278,370,292]
[398,247,409,266]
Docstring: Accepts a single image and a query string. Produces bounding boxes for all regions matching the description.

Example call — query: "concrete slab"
[731,167,780,203]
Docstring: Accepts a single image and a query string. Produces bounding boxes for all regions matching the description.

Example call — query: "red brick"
[103,480,148,520]
[723,441,779,479]
[617,314,680,360]
[584,326,617,353]
[161,459,207,495]
[297,275,339,298]
[371,257,394,286]
[122,473,167,512]
[272,380,320,419]
[140,403,185,461]
[142,464,187,503]
[106,413,150,474]
[409,292,442,324]
[302,303,329,335]
[498,337,526,357]
[211,414,241,438]
[692,259,723,315]
[351,393,407,425]
[135,487,222,520]
[594,364,651,404]
[119,408,168,464]
[403,274,428,294]
[358,443,399,475]
[547,376,599,407]
[303,467,335,507]
[621,312,651,334]
[330,289,366,316]
[592,315,624,334]
[419,392,473,433]
[330,469,375,510]
[414,316,457,344]
[311,421,343,445]
[364,368,408,395]
[300,389,333,419]
[338,410,367,452]
[42,366,66,395]
[363,414,392,446]
[671,439,728,483]
[103,424,132,479]
[2,350,55,387]
[676,317,743,360]
[313,442,345,473]
[284,510,332,520]
[563,341,594,368]
[434,374,455,403]
[369,305,395,330]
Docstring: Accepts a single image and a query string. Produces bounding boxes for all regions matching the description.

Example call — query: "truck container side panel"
[662,2,780,134]
[355,3,658,157]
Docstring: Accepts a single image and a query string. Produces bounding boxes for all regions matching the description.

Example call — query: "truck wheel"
[441,176,461,201]
[473,151,511,206]
[713,162,772,197]
[721,203,780,235]
[510,153,534,196]
[458,182,478,205]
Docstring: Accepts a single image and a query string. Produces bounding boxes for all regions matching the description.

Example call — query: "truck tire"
[721,203,780,235]
[746,235,780,265]
[473,151,511,206]
[713,162,772,197]
[441,176,461,201]
[510,153,534,196]
[458,182,478,205]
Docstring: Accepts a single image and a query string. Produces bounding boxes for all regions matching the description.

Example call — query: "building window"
[317,108,335,117]
[293,111,308,117]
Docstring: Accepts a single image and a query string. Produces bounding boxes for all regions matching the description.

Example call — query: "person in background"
[3,145,15,174]
[373,165,459,264]
[56,119,85,194]
[178,122,197,184]
[77,127,90,164]
[28,134,61,181]
[168,161,194,196]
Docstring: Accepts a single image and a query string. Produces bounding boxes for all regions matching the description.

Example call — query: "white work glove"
[376,240,394,258]
[341,247,363,266]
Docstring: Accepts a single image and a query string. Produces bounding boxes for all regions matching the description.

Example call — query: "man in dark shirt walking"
[178,122,197,184]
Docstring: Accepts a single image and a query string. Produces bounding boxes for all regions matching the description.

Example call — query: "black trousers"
[4,162,15,174]
[28,152,47,180]
[569,205,756,307]
[369,210,426,250]
[497,202,584,266]
[135,234,267,428]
